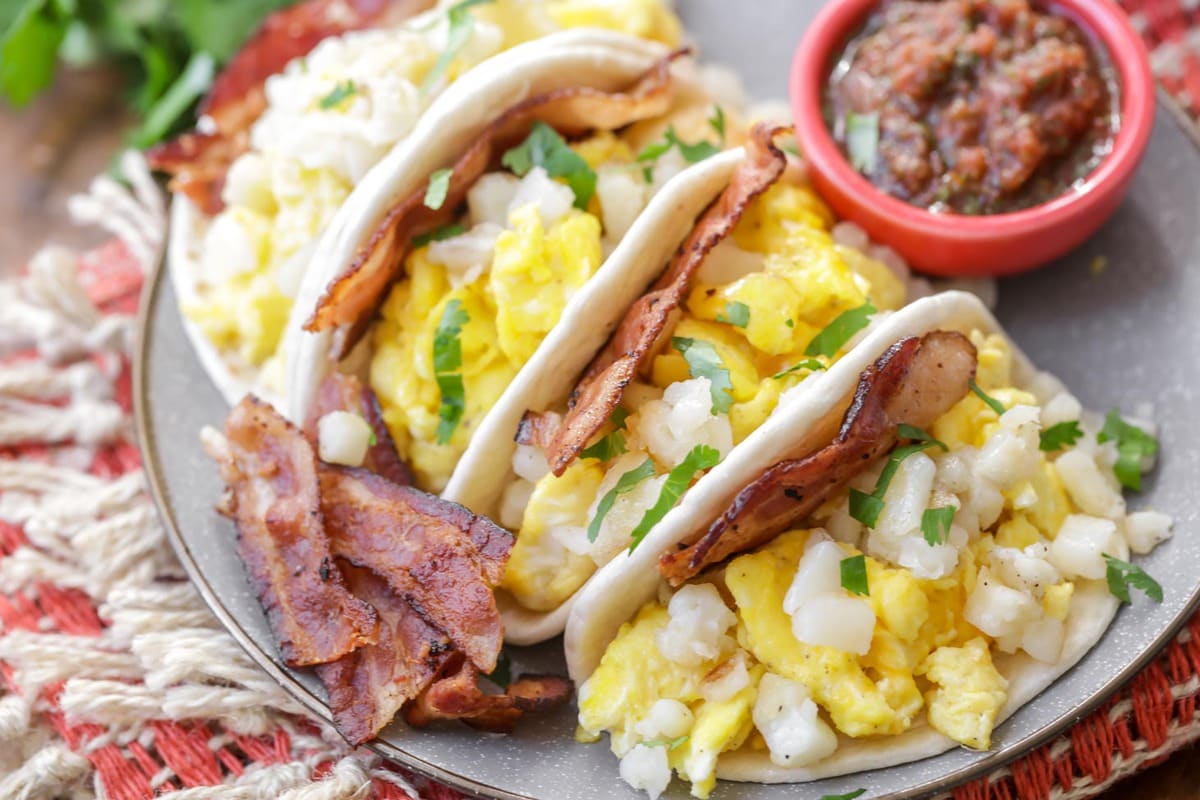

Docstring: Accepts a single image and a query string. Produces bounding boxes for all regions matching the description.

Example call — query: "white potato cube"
[790,594,876,655]
[619,744,671,800]
[752,673,838,767]
[1048,514,1127,580]
[317,411,372,467]
[1055,450,1126,520]
[1124,510,1173,555]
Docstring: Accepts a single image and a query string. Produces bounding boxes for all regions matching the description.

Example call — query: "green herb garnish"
[969,380,1006,415]
[845,112,879,174]
[485,650,512,688]
[772,358,826,380]
[501,120,597,209]
[821,791,866,800]
[840,555,869,596]
[921,506,956,546]
[715,301,750,328]
[709,106,726,142]
[433,299,469,444]
[413,222,467,248]
[849,430,948,528]
[424,168,453,210]
[643,735,689,751]
[580,409,630,462]
[319,79,358,110]
[636,125,721,182]
[805,301,876,358]
[420,0,495,95]
[587,458,656,543]
[785,318,795,328]
[628,444,722,552]
[672,337,733,414]
[1097,410,1159,491]
[1103,554,1163,603]
[1039,420,1084,452]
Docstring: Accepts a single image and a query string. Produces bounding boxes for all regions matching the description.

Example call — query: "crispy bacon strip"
[304,372,414,486]
[148,0,429,213]
[658,331,978,586]
[316,561,454,744]
[318,465,512,672]
[305,52,684,356]
[205,397,378,665]
[404,653,573,732]
[534,122,791,477]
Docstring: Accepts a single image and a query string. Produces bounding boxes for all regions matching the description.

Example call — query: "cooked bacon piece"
[148,0,430,213]
[318,465,512,672]
[534,122,791,477]
[204,396,378,665]
[305,52,684,356]
[305,372,414,486]
[316,561,454,744]
[405,652,573,732]
[659,331,978,586]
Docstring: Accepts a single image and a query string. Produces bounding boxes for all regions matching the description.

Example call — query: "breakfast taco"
[153,0,685,406]
[439,123,915,645]
[560,290,1169,798]
[283,29,748,493]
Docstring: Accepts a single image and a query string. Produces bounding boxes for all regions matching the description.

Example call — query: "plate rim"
[134,86,1200,800]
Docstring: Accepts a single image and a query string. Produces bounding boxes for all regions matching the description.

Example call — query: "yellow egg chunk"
[548,0,682,45]
[1043,583,1075,621]
[187,272,291,367]
[672,673,760,799]
[571,130,635,169]
[919,638,1008,750]
[502,460,604,611]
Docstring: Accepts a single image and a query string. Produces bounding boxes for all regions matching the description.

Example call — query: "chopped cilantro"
[501,120,597,209]
[319,80,358,110]
[921,506,956,546]
[805,301,876,357]
[773,358,826,380]
[897,424,945,449]
[413,222,467,248]
[1039,420,1083,452]
[672,337,733,414]
[424,168,453,210]
[587,458,656,543]
[715,300,750,328]
[485,650,511,688]
[709,106,726,142]
[1097,410,1159,491]
[846,111,879,174]
[821,791,867,800]
[433,299,469,444]
[849,430,948,528]
[580,412,629,463]
[840,555,869,596]
[636,125,721,182]
[785,318,795,328]
[969,379,1006,416]
[1103,554,1163,603]
[420,0,495,95]
[628,444,722,552]
[643,735,689,751]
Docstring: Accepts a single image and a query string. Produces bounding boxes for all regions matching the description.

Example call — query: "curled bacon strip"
[534,122,791,477]
[404,653,574,733]
[315,562,454,744]
[305,372,414,486]
[205,397,378,666]
[148,0,429,213]
[305,52,684,356]
[658,331,978,586]
[318,465,512,672]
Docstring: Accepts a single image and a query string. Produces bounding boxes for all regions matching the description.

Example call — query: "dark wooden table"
[2,66,1195,800]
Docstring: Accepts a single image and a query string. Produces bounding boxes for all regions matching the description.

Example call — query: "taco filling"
[577,329,1168,800]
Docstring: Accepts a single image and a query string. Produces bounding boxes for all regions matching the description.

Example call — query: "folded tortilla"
[562,290,1120,784]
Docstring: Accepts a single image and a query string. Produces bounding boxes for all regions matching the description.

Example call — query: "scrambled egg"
[184,0,681,376]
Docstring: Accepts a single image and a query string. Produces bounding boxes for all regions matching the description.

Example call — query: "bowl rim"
[789,0,1157,242]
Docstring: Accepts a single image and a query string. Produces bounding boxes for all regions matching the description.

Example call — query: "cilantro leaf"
[420,0,495,95]
[969,379,1006,415]
[433,299,470,444]
[785,318,795,328]
[715,301,750,328]
[846,111,879,173]
[588,458,657,543]
[773,358,826,380]
[1039,420,1083,452]
[413,222,466,248]
[485,650,512,688]
[672,337,733,414]
[643,735,689,751]
[849,435,948,528]
[921,505,956,546]
[319,79,358,110]
[424,168,453,210]
[805,301,876,357]
[821,791,867,800]
[628,444,722,552]
[1098,410,1159,491]
[709,106,726,143]
[897,424,947,450]
[840,555,869,596]
[501,120,597,209]
[635,125,721,182]
[581,409,630,461]
[1103,554,1163,603]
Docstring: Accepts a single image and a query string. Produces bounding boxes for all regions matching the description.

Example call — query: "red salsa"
[825,0,1119,215]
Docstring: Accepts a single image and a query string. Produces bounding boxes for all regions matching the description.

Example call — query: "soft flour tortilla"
[283,28,703,427]
[561,290,1120,782]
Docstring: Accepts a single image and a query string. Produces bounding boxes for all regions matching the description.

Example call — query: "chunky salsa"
[825,0,1118,215]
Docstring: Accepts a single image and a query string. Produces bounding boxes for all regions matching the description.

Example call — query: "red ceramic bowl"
[790,0,1156,277]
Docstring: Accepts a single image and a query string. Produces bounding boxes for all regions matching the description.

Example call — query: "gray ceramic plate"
[136,2,1200,798]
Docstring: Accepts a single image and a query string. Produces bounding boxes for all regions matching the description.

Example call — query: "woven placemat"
[1,11,1199,797]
